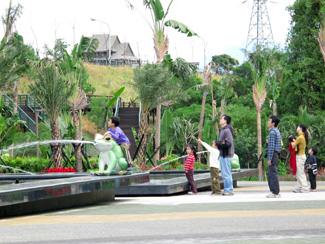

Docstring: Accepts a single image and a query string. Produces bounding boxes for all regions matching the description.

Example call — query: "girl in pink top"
[185,144,198,194]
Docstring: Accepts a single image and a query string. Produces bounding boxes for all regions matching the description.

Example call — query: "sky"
[0,0,296,67]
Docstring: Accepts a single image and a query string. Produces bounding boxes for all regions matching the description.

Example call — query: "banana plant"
[103,87,125,131]
[160,108,175,156]
[0,99,25,149]
[126,0,198,164]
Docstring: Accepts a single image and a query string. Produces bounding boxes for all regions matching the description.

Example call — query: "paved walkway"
[0,181,325,244]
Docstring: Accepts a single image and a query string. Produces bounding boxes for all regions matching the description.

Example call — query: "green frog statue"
[91,134,130,176]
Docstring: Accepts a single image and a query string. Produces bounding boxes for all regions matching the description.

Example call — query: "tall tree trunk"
[220,99,226,119]
[10,80,18,157]
[198,90,207,161]
[137,109,149,168]
[252,85,267,181]
[153,36,169,165]
[72,110,83,172]
[51,118,63,168]
[154,103,161,164]
[256,110,262,180]
[273,101,277,116]
[317,25,325,63]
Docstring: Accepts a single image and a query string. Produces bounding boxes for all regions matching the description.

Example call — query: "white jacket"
[201,141,220,169]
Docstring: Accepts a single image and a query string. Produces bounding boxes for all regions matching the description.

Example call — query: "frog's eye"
[105,137,111,141]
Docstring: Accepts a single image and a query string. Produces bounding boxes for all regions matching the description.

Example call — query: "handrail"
[2,94,36,134]
[17,94,51,128]
[114,96,122,117]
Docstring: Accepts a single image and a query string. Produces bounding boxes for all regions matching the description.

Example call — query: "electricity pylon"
[245,0,275,53]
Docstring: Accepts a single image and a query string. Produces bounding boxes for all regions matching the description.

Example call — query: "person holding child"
[198,138,222,196]
[291,124,309,193]
[184,144,198,195]
[219,115,235,196]
[307,147,318,192]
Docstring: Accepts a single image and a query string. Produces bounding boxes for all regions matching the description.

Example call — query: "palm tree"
[59,36,98,171]
[133,64,173,166]
[126,0,198,164]
[248,47,271,180]
[30,65,75,168]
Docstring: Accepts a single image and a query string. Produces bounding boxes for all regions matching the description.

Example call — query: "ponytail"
[299,124,309,145]
[187,144,197,161]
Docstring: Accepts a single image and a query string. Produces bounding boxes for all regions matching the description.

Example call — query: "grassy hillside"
[15,64,220,102]
[16,64,137,103]
[84,64,138,102]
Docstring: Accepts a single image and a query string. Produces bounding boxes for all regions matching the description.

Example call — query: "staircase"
[116,102,140,158]
[2,94,50,134]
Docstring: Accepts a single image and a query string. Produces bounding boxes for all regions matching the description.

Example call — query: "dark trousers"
[186,170,198,193]
[267,154,280,195]
[210,167,221,194]
[308,170,317,190]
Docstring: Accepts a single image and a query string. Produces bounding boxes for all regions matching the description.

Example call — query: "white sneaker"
[266,193,281,198]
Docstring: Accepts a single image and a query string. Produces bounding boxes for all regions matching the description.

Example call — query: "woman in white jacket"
[198,138,222,196]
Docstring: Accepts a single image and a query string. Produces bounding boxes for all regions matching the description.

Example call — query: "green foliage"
[86,96,107,129]
[211,54,239,75]
[202,119,216,145]
[233,128,257,168]
[157,154,180,169]
[160,108,175,155]
[12,132,36,157]
[278,0,325,114]
[173,103,212,124]
[0,156,50,173]
[133,64,174,111]
[0,99,25,149]
[279,107,325,166]
[30,65,76,121]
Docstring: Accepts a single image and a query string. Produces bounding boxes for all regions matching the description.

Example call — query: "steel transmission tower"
[245,0,275,53]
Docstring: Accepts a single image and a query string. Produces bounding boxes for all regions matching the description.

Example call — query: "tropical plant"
[126,0,198,164]
[103,87,125,131]
[133,63,173,166]
[50,36,98,171]
[278,0,325,114]
[30,64,76,168]
[172,117,199,152]
[247,46,272,180]
[0,98,25,150]
[160,108,175,156]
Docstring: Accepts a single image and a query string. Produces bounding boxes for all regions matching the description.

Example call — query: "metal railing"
[2,94,36,134]
[17,94,51,128]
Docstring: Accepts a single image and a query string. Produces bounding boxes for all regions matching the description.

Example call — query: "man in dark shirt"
[266,115,282,198]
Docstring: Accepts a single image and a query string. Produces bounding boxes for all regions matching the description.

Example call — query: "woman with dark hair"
[291,124,310,193]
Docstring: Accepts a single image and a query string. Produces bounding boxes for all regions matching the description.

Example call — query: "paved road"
[1,181,325,244]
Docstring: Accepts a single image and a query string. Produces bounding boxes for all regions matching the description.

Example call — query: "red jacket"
[185,154,195,171]
[288,143,297,175]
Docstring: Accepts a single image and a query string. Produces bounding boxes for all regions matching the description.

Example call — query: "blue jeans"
[220,157,233,192]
